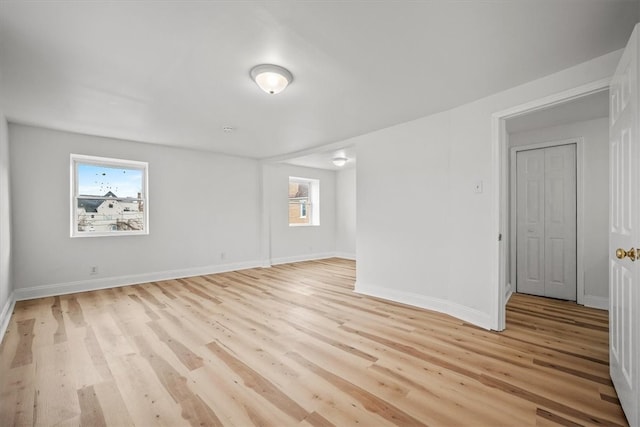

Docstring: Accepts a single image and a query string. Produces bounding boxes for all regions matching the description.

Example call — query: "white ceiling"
[0,1,637,160]
[506,90,610,134]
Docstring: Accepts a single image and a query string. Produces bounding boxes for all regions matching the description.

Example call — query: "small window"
[71,154,149,237]
[289,177,319,226]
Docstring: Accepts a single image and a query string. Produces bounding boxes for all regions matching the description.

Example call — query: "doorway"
[512,142,578,301]
[491,78,610,331]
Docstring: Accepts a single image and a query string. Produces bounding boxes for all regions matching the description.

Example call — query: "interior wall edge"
[0,291,15,340]
[354,281,493,330]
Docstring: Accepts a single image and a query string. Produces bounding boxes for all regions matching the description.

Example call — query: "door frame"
[509,139,584,303]
[491,77,610,331]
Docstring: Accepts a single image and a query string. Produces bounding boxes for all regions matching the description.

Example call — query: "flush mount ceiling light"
[332,157,348,167]
[250,64,293,95]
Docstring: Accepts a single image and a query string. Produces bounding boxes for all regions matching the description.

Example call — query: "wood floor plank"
[11,318,35,368]
[64,325,108,387]
[106,351,185,425]
[147,321,204,371]
[206,341,309,422]
[189,358,310,427]
[286,351,425,426]
[33,342,81,425]
[51,296,67,344]
[77,385,107,427]
[0,259,629,426]
[0,364,36,426]
[92,380,135,426]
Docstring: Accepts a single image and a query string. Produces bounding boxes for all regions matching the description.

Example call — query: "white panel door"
[516,145,576,300]
[609,23,639,427]
[516,149,545,296]
[544,145,577,301]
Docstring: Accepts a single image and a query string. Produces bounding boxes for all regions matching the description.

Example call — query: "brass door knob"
[616,247,637,261]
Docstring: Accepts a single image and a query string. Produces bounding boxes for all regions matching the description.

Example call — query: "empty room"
[0,1,639,426]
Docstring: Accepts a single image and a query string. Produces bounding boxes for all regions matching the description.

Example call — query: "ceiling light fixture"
[250,64,293,95]
[332,157,348,167]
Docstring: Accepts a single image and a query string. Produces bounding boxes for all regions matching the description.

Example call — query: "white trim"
[13,260,264,301]
[354,281,493,330]
[490,114,506,331]
[13,253,357,301]
[261,142,357,165]
[509,138,585,305]
[0,291,16,340]
[583,295,609,311]
[334,252,356,260]
[288,176,320,226]
[505,287,514,304]
[270,252,337,265]
[491,77,610,331]
[493,78,611,121]
[505,281,513,300]
[70,153,149,238]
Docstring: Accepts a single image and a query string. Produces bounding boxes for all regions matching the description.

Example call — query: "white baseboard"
[583,295,608,311]
[505,282,513,303]
[12,254,358,302]
[13,260,265,301]
[354,281,493,330]
[270,252,337,265]
[0,291,16,340]
[334,252,356,260]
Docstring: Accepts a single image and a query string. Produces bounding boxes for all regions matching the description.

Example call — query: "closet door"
[516,144,576,300]
[544,145,576,300]
[516,149,545,296]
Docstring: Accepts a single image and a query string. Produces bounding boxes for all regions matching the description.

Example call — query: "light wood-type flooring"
[0,258,628,426]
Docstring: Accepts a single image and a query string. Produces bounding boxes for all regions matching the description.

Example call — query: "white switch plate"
[474,180,483,193]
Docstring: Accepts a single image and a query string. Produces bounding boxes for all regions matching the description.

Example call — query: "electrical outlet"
[473,180,483,194]
[220,252,226,260]
[90,266,98,275]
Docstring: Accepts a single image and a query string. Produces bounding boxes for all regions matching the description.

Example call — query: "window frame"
[70,154,149,238]
[288,176,320,227]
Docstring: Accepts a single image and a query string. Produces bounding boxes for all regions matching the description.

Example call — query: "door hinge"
[498,233,502,241]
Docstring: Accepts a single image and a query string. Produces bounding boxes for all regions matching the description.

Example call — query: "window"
[288,177,319,226]
[71,154,149,237]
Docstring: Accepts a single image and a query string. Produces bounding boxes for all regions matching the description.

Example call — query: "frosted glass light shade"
[332,157,348,167]
[250,64,293,95]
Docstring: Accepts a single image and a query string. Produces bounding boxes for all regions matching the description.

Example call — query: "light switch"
[474,180,483,194]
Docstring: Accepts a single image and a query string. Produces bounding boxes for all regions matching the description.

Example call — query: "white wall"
[348,49,621,329]
[356,111,452,303]
[264,163,336,264]
[0,112,13,335]
[336,167,356,259]
[10,124,263,298]
[509,117,609,308]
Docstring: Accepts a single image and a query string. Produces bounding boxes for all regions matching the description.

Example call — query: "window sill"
[71,230,149,238]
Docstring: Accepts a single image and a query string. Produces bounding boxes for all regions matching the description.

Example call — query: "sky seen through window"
[78,163,143,198]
